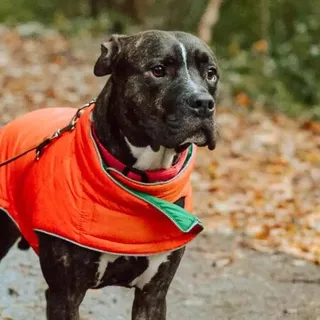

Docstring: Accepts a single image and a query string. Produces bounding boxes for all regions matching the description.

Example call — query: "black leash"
[0,100,95,168]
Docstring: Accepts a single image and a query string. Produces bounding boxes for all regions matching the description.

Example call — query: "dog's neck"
[92,80,177,171]
[124,138,176,170]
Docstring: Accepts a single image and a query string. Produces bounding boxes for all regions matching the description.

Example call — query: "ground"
[0,26,319,319]
[0,234,320,320]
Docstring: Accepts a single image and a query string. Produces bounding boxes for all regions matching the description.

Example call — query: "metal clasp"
[35,99,96,161]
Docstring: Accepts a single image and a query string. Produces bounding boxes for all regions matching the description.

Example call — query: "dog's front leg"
[38,232,100,320]
[45,288,85,320]
[132,248,185,320]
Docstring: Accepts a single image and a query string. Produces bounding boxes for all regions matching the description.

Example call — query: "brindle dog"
[0,30,219,320]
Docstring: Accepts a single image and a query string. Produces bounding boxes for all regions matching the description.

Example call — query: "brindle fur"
[0,30,218,320]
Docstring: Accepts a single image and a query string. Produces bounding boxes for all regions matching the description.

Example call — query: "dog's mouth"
[199,125,216,150]
[146,112,216,152]
[180,127,216,150]
[171,126,215,153]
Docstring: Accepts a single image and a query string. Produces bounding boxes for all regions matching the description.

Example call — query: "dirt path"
[1,233,319,320]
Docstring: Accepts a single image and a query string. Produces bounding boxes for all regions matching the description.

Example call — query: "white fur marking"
[130,253,170,289]
[179,42,198,91]
[125,138,176,170]
[94,253,119,287]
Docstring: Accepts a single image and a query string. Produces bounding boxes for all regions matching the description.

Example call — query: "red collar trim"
[91,127,188,183]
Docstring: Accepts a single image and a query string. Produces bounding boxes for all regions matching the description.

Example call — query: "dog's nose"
[189,93,215,116]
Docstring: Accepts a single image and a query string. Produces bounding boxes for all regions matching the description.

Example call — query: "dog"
[0,30,219,320]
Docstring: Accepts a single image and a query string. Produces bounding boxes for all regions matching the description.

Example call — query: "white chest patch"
[94,252,170,289]
[125,138,176,170]
[130,252,170,289]
[94,254,119,287]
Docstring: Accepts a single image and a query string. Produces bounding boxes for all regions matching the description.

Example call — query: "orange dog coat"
[0,106,203,255]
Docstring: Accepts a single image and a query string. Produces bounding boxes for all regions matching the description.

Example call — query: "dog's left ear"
[93,34,127,77]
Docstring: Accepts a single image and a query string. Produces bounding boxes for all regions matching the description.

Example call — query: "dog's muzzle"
[187,92,215,118]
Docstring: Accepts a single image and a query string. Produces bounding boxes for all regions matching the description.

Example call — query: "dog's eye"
[207,67,217,82]
[151,65,166,77]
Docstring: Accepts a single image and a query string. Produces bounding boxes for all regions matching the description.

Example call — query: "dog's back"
[0,107,76,241]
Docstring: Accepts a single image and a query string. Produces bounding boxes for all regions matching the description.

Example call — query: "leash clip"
[35,128,62,160]
[35,99,96,161]
[51,129,61,140]
[69,99,95,130]
[35,150,41,161]
[0,99,96,167]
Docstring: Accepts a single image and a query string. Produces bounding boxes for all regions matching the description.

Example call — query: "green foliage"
[149,0,208,33]
[213,0,320,119]
[0,0,84,24]
[0,0,319,118]
[219,48,320,119]
[0,0,130,35]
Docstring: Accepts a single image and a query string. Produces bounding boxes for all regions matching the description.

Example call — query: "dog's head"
[94,30,219,152]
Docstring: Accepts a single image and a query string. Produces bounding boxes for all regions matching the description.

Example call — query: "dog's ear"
[93,35,127,77]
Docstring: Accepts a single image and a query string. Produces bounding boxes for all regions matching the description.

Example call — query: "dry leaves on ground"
[0,27,319,264]
[0,26,101,125]
[193,111,320,264]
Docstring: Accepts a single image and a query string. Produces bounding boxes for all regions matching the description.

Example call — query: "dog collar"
[91,126,188,183]
[0,104,203,255]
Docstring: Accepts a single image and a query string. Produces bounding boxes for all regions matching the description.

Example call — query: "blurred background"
[0,0,319,117]
[0,1,319,319]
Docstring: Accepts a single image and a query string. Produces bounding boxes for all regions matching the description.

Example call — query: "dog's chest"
[93,252,170,289]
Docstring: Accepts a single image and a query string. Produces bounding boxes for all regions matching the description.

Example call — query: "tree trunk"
[198,0,223,43]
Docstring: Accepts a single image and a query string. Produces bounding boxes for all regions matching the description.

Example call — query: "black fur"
[0,30,218,320]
